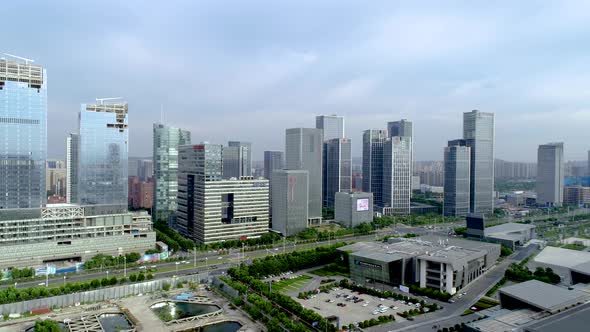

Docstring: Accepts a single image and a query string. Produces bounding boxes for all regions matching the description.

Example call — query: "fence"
[0,273,207,315]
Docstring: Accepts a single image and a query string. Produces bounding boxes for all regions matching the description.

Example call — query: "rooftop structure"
[523,302,590,332]
[499,280,588,313]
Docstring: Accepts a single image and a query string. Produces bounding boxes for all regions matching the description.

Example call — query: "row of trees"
[505,264,561,284]
[9,267,35,279]
[33,319,62,332]
[83,253,141,270]
[155,221,283,252]
[0,271,153,305]
[408,284,452,302]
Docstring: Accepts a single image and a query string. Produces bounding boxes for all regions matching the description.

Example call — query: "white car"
[218,256,223,260]
[38,283,45,286]
[139,266,147,270]
[362,303,368,307]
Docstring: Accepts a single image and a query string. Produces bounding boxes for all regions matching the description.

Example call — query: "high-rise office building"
[587,151,590,176]
[271,170,309,236]
[285,128,323,221]
[387,119,413,139]
[362,129,387,207]
[46,159,66,197]
[78,102,129,206]
[153,123,191,222]
[263,151,284,180]
[444,140,471,217]
[66,133,80,204]
[463,110,495,215]
[536,142,564,207]
[0,57,47,209]
[138,159,153,181]
[316,115,344,141]
[495,159,537,179]
[324,138,352,208]
[177,143,223,238]
[382,136,412,214]
[223,141,252,179]
[177,144,268,243]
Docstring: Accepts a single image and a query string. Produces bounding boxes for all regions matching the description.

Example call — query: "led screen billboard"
[356,198,369,211]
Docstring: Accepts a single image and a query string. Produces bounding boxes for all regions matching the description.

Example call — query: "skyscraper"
[463,110,495,215]
[177,144,268,243]
[382,136,412,214]
[66,133,79,203]
[536,142,564,207]
[362,129,387,207]
[316,115,344,141]
[271,170,309,236]
[222,141,252,179]
[324,138,352,208]
[177,144,223,238]
[285,128,323,221]
[78,102,128,206]
[444,140,471,217]
[0,57,47,209]
[263,151,284,180]
[153,123,191,222]
[387,119,413,139]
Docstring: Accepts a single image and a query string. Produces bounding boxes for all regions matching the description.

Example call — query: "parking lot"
[295,286,417,327]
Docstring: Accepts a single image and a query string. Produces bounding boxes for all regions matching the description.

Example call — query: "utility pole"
[45,264,49,287]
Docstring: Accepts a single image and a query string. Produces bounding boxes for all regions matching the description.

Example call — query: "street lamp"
[123,256,127,277]
[63,275,66,286]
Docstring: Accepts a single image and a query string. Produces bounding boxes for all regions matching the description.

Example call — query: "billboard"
[356,198,369,211]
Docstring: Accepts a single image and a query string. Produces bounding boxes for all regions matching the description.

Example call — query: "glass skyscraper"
[316,115,344,141]
[444,140,471,217]
[536,142,564,207]
[153,123,191,222]
[222,141,252,179]
[382,136,411,215]
[324,138,352,208]
[362,129,387,207]
[463,110,495,215]
[78,102,129,206]
[0,58,47,209]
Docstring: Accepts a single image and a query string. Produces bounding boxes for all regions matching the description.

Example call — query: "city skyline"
[4,1,590,162]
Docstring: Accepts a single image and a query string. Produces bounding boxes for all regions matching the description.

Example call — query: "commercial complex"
[563,185,590,206]
[152,123,191,222]
[323,138,352,208]
[222,141,252,179]
[340,236,500,295]
[285,128,322,222]
[0,57,47,209]
[533,246,590,285]
[382,136,412,215]
[536,142,565,207]
[271,170,309,236]
[176,144,269,243]
[334,192,373,228]
[463,110,495,215]
[78,102,129,206]
[0,204,155,269]
[362,129,387,207]
[443,140,471,217]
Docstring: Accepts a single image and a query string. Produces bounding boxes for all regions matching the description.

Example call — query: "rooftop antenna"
[95,97,123,104]
[3,53,34,64]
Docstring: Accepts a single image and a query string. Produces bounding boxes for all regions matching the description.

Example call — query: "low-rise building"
[334,192,373,228]
[498,280,588,314]
[0,204,155,269]
[340,236,500,295]
[484,222,536,249]
[563,185,590,206]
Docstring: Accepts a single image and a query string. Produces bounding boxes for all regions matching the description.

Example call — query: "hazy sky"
[5,1,590,161]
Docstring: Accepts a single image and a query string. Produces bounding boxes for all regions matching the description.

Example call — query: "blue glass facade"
[0,60,47,209]
[78,103,128,205]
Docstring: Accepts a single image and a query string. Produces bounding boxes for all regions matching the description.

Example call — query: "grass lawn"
[308,264,350,277]
[562,243,586,251]
[271,275,312,293]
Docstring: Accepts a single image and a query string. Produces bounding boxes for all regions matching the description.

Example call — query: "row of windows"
[0,117,40,124]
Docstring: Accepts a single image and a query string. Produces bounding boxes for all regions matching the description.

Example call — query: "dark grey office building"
[285,128,322,222]
[271,170,309,236]
[263,151,284,180]
[537,142,564,207]
[362,129,387,207]
[324,138,352,208]
[444,140,471,217]
[222,141,252,179]
[463,110,495,215]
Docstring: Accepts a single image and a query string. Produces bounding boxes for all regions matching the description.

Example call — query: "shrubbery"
[408,284,452,302]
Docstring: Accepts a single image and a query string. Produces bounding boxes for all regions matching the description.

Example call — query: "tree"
[34,319,61,332]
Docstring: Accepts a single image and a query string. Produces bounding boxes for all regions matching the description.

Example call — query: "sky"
[4,1,590,161]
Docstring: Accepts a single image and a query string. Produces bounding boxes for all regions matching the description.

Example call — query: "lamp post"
[63,275,66,286]
[175,262,180,274]
[205,257,209,280]
[193,246,197,269]
[124,256,127,277]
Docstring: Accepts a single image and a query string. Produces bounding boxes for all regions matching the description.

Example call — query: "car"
[407,317,414,321]
[362,303,368,307]
[139,266,147,270]
[329,299,335,303]
[218,256,223,260]
[449,299,455,303]
[150,265,157,268]
[38,283,45,286]
[380,298,385,301]
[392,306,398,310]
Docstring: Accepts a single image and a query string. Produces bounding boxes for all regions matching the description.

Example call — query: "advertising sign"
[356,198,369,211]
